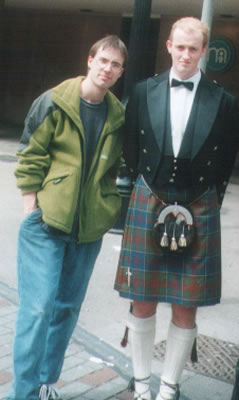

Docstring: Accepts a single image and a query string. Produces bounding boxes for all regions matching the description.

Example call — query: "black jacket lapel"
[146,72,223,161]
[191,74,224,159]
[147,72,169,152]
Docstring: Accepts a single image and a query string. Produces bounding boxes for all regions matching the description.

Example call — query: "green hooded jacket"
[15,76,125,242]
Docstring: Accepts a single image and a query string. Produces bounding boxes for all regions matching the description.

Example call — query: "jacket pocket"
[81,176,121,240]
[41,168,73,188]
[37,167,81,233]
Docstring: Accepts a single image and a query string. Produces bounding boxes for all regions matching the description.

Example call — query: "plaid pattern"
[114,175,221,306]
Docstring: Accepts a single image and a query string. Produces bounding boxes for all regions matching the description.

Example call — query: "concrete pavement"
[0,130,238,400]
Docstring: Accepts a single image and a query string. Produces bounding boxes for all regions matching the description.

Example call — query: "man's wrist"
[23,192,37,215]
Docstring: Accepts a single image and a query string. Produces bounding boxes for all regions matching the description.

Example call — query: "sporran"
[153,203,196,253]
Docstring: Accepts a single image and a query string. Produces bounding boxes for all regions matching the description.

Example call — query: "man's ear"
[118,67,124,78]
[166,39,172,55]
[87,56,93,70]
[201,45,207,58]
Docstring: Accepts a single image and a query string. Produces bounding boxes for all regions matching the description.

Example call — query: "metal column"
[200,0,216,72]
[115,0,153,231]
[121,0,152,104]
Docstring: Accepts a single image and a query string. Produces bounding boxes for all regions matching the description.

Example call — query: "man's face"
[166,27,206,80]
[87,46,124,90]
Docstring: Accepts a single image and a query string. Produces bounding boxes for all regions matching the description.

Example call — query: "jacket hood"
[51,76,125,132]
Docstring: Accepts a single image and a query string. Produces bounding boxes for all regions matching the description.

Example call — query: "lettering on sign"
[207,38,235,72]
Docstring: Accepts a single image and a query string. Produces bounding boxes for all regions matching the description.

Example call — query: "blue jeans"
[8,208,102,400]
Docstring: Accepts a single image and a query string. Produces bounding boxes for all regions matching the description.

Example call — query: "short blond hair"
[169,17,209,48]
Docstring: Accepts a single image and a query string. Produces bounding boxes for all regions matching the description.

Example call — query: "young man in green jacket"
[8,35,127,400]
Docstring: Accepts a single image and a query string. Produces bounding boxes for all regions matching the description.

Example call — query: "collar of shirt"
[169,69,201,157]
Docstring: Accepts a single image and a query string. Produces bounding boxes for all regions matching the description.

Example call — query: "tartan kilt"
[114,175,221,307]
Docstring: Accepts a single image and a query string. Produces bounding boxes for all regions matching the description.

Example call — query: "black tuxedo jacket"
[124,71,239,204]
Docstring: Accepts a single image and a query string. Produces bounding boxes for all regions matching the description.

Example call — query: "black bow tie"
[171,78,194,91]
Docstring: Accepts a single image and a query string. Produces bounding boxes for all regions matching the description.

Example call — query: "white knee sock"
[156,321,197,400]
[128,312,156,399]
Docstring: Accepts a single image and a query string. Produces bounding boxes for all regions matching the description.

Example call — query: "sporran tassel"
[160,231,169,247]
[178,233,187,247]
[170,223,178,251]
[178,224,187,247]
[170,236,178,251]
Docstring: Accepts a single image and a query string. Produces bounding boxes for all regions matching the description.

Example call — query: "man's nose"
[182,49,190,58]
[104,62,112,71]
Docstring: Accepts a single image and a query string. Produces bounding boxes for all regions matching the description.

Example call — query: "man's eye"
[112,63,121,68]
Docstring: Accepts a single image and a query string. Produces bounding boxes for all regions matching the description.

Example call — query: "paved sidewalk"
[0,285,131,400]
[0,129,238,400]
[0,283,160,400]
[0,282,235,400]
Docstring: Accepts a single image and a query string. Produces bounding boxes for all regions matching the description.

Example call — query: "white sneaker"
[39,385,61,400]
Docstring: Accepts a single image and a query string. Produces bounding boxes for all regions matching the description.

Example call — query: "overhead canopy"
[4,0,239,18]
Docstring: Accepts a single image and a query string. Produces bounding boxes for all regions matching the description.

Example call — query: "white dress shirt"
[169,69,201,157]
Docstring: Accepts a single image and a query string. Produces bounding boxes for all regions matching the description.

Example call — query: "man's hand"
[23,192,37,216]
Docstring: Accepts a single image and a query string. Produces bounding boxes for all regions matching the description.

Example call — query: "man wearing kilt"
[114,17,239,400]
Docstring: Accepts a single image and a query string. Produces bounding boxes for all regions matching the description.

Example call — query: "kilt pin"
[114,175,221,307]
